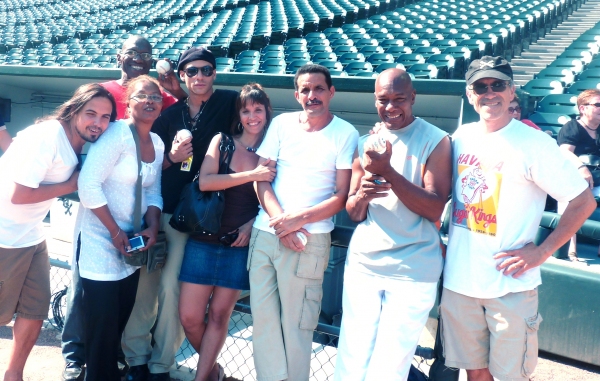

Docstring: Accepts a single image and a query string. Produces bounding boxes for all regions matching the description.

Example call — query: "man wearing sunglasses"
[100,35,184,120]
[119,47,238,381]
[440,56,596,381]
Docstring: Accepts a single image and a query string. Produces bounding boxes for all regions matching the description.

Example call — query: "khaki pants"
[122,213,188,373]
[248,228,331,381]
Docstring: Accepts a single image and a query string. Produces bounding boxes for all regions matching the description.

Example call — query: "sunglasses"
[131,94,163,103]
[469,81,510,95]
[182,65,214,77]
[121,50,152,61]
[508,106,521,113]
[585,103,600,108]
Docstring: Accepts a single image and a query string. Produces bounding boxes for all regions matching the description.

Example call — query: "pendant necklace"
[182,97,211,132]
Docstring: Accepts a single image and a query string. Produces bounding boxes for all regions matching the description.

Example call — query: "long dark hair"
[37,83,117,123]
[231,83,273,136]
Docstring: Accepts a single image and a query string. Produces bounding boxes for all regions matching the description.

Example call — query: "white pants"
[334,266,437,381]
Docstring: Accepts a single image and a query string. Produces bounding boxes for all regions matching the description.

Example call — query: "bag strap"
[218,132,235,174]
[129,124,143,233]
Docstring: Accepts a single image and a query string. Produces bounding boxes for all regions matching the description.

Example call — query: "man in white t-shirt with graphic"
[334,69,452,380]
[441,56,596,381]
[0,83,116,381]
[249,64,358,381]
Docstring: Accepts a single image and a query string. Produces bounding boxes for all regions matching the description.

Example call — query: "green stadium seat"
[216,57,234,71]
[385,45,413,59]
[527,112,572,137]
[536,94,579,117]
[261,51,286,61]
[578,69,600,81]
[408,63,446,79]
[374,62,406,73]
[395,53,425,69]
[522,79,565,99]
[344,61,374,76]
[366,53,395,67]
[535,67,576,86]
[309,45,334,55]
[548,58,584,75]
[285,51,311,62]
[287,59,312,74]
[566,80,600,94]
[311,52,337,62]
[259,58,286,73]
[318,60,344,72]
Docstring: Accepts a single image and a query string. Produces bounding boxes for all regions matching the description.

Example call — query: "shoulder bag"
[169,132,235,235]
[123,125,168,273]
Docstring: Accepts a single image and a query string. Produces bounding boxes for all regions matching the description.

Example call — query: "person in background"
[122,47,238,381]
[0,83,116,381]
[509,95,541,130]
[0,113,12,152]
[557,89,600,261]
[178,83,275,381]
[76,75,164,381]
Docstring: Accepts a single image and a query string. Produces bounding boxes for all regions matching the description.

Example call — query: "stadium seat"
[385,46,413,59]
[311,52,337,62]
[359,45,384,56]
[234,57,259,71]
[344,62,374,76]
[408,63,446,79]
[366,53,395,67]
[234,66,258,73]
[536,94,579,117]
[395,53,425,69]
[413,46,441,58]
[427,54,460,79]
[339,52,366,66]
[261,45,285,54]
[521,79,565,99]
[527,112,572,137]
[259,58,286,73]
[318,60,344,72]
[236,50,260,60]
[557,49,593,65]
[287,59,312,74]
[578,69,600,81]
[548,58,585,75]
[535,67,576,86]
[334,45,358,55]
[566,80,600,94]
[261,51,286,61]
[285,51,311,62]
[374,62,407,73]
[216,57,234,71]
[309,45,334,55]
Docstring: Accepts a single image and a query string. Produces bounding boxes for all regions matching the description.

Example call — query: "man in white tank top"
[334,69,452,381]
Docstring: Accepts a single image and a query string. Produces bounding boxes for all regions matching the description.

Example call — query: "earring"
[238,122,243,131]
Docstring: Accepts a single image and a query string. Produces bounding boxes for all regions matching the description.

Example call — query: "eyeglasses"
[469,81,510,95]
[585,103,600,108]
[182,65,214,78]
[131,94,163,103]
[121,50,152,61]
[508,106,521,113]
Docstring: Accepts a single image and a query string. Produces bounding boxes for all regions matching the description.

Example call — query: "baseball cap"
[465,56,513,86]
[177,47,217,72]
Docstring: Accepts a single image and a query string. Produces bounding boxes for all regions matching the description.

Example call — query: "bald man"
[334,69,452,381]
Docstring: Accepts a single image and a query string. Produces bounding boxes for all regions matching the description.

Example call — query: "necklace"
[580,120,598,131]
[182,97,211,132]
[246,146,258,153]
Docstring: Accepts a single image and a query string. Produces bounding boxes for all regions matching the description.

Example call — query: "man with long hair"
[0,84,116,381]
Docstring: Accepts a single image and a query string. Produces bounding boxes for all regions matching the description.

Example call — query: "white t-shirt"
[347,118,447,282]
[0,120,78,248]
[76,121,164,281]
[254,112,358,234]
[444,119,588,298]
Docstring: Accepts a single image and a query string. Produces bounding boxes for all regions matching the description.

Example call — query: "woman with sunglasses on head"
[508,95,541,130]
[178,83,275,381]
[76,75,164,381]
[557,89,600,261]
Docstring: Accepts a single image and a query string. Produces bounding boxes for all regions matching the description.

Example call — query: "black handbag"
[123,125,168,273]
[169,133,235,235]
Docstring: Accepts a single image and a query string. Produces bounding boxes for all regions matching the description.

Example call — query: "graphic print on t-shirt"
[452,153,502,236]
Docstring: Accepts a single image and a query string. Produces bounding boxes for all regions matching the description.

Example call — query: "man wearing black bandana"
[122,47,238,381]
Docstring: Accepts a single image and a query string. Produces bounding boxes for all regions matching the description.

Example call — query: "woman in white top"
[76,75,164,381]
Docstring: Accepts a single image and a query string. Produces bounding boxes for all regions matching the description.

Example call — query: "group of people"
[0,36,596,381]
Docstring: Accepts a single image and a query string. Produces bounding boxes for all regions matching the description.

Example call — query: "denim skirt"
[179,239,250,290]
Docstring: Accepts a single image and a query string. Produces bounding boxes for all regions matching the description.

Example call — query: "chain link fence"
[46,261,342,380]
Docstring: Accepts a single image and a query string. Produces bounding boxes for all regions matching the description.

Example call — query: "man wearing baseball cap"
[121,46,238,381]
[440,56,596,381]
